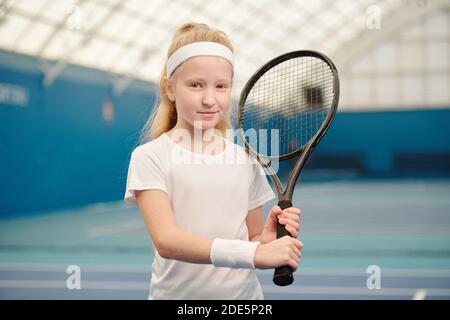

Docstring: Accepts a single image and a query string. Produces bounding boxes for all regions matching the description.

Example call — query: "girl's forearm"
[156,228,261,264]
[157,226,213,264]
[249,234,262,242]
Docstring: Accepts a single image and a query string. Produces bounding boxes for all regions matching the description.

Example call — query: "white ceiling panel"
[0,0,448,109]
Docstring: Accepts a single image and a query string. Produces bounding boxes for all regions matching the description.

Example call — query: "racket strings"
[244,60,333,122]
[241,56,334,158]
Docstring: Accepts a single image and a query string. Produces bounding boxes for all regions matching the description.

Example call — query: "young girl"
[124,22,303,300]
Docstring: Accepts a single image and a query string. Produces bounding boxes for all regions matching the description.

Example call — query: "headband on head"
[166,41,234,77]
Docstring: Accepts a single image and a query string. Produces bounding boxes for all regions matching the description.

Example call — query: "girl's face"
[166,56,232,132]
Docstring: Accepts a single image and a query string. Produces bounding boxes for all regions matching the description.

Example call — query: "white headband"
[166,41,234,77]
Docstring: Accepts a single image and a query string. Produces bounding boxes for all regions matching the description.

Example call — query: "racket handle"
[273,200,294,286]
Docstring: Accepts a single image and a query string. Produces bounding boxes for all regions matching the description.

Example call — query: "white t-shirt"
[124,132,275,300]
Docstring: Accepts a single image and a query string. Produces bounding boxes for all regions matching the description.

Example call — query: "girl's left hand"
[260,205,301,244]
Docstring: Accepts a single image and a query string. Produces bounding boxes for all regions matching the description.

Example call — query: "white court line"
[1,263,450,278]
[262,285,450,297]
[86,220,144,237]
[412,289,428,300]
[0,280,147,290]
[258,268,450,278]
[0,263,150,273]
[0,280,449,297]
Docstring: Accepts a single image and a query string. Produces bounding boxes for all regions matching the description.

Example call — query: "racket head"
[237,50,339,163]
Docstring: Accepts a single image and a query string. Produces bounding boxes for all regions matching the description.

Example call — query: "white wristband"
[210,238,260,269]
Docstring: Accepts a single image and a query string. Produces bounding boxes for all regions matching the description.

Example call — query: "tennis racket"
[237,50,339,286]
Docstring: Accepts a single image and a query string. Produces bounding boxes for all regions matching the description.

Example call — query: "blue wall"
[315,109,450,173]
[1,50,449,216]
[0,50,154,216]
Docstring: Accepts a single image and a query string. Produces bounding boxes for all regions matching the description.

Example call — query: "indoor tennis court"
[1,0,449,300]
[1,182,450,299]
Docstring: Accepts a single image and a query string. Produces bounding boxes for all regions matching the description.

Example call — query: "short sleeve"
[247,162,275,210]
[124,146,167,205]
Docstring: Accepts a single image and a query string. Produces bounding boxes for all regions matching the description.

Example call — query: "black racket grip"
[273,199,294,286]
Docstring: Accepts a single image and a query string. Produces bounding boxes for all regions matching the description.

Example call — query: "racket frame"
[237,50,340,286]
[237,50,340,202]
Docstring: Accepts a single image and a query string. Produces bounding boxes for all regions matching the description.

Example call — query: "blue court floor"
[1,179,449,299]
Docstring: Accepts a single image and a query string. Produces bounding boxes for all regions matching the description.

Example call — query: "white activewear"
[124,132,275,299]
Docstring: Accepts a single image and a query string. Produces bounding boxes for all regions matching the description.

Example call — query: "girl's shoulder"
[132,133,170,158]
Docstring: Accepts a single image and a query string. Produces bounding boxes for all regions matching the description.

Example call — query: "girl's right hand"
[253,236,303,271]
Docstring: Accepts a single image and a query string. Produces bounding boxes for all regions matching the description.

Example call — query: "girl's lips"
[198,111,218,114]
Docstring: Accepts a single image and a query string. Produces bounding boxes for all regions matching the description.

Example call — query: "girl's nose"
[202,89,215,107]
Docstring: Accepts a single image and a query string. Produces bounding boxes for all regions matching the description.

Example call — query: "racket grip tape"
[273,199,294,286]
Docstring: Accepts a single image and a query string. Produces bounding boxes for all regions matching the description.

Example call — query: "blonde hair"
[140,22,234,144]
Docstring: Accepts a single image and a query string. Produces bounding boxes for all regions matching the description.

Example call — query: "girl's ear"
[164,76,175,102]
